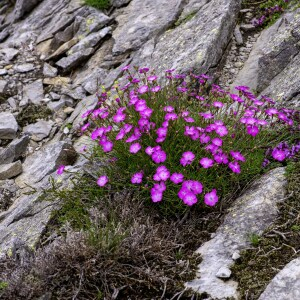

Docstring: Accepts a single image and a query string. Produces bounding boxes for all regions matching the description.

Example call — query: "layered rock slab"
[186,168,287,299]
[131,0,241,77]
[232,8,300,96]
[258,257,300,300]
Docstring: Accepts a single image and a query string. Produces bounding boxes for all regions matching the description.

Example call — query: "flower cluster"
[59,66,299,211]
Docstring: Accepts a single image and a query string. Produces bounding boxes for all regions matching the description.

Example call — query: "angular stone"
[186,168,287,299]
[0,112,18,140]
[0,69,8,76]
[23,120,53,142]
[216,266,231,279]
[14,63,35,73]
[23,79,44,105]
[43,62,58,77]
[13,0,42,21]
[234,25,243,45]
[43,76,71,86]
[46,37,79,61]
[49,92,61,100]
[258,257,300,300]
[69,27,111,54]
[0,161,23,180]
[47,99,66,112]
[61,86,86,100]
[0,48,19,61]
[0,80,8,98]
[56,48,94,73]
[112,0,183,55]
[0,135,30,165]
[240,23,256,31]
[15,141,77,188]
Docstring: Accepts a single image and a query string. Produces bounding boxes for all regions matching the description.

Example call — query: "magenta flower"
[180,151,195,166]
[247,125,259,137]
[204,189,218,206]
[101,140,114,152]
[56,165,65,175]
[200,134,210,144]
[97,175,109,187]
[130,143,142,154]
[182,192,198,206]
[91,127,105,140]
[154,165,170,181]
[165,113,178,121]
[116,130,126,140]
[152,149,167,163]
[164,106,174,112]
[81,123,90,132]
[113,113,126,123]
[213,101,224,108]
[151,190,163,203]
[147,75,157,81]
[228,161,241,174]
[215,125,228,137]
[153,182,166,192]
[184,117,195,123]
[151,86,161,92]
[170,173,184,184]
[145,146,154,156]
[214,153,228,164]
[157,127,168,137]
[138,85,149,94]
[135,99,147,112]
[230,151,246,162]
[200,112,214,119]
[199,157,214,168]
[191,181,203,195]
[131,172,143,184]
[140,107,153,118]
[121,65,130,71]
[212,138,223,147]
[272,149,285,161]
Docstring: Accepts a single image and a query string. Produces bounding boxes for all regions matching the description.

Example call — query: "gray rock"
[0,161,23,180]
[0,135,30,165]
[131,0,241,78]
[47,99,66,112]
[0,80,8,96]
[112,0,183,55]
[14,63,35,73]
[69,27,111,54]
[15,141,77,188]
[56,48,94,73]
[258,257,300,300]
[0,69,8,76]
[261,52,300,107]
[49,92,61,100]
[23,120,53,142]
[46,37,80,61]
[13,0,42,21]
[186,168,287,299]
[0,112,18,140]
[234,25,243,45]
[232,251,240,261]
[111,0,131,8]
[216,266,231,279]
[240,24,256,31]
[232,9,300,94]
[61,86,86,100]
[76,12,111,36]
[0,48,19,61]
[23,79,44,105]
[43,63,58,77]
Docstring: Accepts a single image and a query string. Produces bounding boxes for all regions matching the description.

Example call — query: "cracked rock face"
[186,168,287,299]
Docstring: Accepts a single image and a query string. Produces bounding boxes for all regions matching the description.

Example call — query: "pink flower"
[214,153,228,164]
[101,141,113,152]
[153,182,166,192]
[151,86,161,92]
[170,173,184,184]
[56,165,65,175]
[184,117,195,123]
[182,192,198,206]
[200,157,214,168]
[131,172,143,184]
[154,166,170,181]
[91,127,105,140]
[228,161,241,174]
[191,181,203,195]
[129,143,141,154]
[157,127,168,137]
[180,151,195,166]
[200,134,210,144]
[121,65,130,71]
[97,175,109,187]
[81,123,90,132]
[140,107,153,118]
[200,112,214,119]
[211,138,223,147]
[216,125,228,137]
[204,189,218,206]
[164,106,174,112]
[147,75,157,81]
[165,113,178,121]
[230,151,246,162]
[138,85,149,94]
[151,190,163,203]
[272,149,285,161]
[213,101,224,108]
[247,125,259,137]
[152,149,167,163]
[145,146,154,156]
[113,113,126,123]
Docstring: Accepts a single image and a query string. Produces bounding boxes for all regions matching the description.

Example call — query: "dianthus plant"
[76,66,299,215]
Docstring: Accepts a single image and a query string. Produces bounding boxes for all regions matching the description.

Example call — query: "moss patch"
[231,161,300,299]
[16,103,52,127]
[84,0,111,10]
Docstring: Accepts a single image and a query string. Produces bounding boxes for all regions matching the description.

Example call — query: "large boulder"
[13,0,43,21]
[186,168,287,299]
[232,8,300,98]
